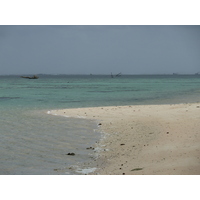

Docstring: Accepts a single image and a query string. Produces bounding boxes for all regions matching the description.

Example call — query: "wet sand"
[51,103,200,175]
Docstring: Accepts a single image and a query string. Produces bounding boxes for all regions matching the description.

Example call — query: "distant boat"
[111,72,122,78]
[116,72,122,77]
[21,75,39,79]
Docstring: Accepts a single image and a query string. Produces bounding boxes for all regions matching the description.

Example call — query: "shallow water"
[0,108,101,175]
[0,74,200,174]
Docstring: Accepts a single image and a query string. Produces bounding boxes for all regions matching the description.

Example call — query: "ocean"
[1,74,200,175]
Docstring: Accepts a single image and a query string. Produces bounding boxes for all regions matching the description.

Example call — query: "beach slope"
[51,103,200,175]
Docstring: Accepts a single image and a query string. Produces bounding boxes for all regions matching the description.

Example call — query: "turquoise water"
[1,75,200,174]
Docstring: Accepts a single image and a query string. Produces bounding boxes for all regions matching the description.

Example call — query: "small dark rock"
[67,153,75,156]
[120,144,125,146]
[131,168,143,171]
[166,132,169,134]
[86,147,94,150]
[123,173,125,175]
[98,123,102,126]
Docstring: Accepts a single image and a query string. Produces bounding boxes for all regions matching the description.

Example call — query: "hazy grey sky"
[0,25,200,75]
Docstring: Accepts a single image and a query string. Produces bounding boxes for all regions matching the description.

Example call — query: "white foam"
[76,167,97,174]
[76,116,86,119]
[47,110,58,116]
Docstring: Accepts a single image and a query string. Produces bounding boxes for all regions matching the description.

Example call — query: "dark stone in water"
[67,153,75,156]
[86,147,94,150]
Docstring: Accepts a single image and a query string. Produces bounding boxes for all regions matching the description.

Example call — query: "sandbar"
[51,103,200,175]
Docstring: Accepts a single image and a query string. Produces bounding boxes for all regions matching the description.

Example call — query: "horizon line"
[0,73,199,76]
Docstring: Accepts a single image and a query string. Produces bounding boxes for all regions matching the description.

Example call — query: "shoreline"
[51,103,200,175]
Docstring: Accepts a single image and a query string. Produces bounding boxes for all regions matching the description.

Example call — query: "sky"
[0,25,200,75]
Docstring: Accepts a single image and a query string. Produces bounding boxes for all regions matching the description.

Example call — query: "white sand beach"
[51,103,200,175]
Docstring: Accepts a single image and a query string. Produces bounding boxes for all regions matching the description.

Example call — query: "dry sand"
[51,103,200,175]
